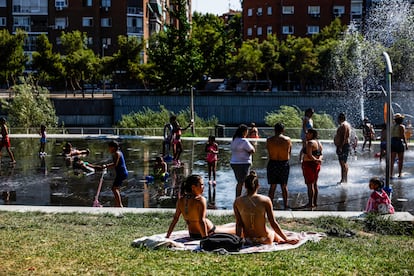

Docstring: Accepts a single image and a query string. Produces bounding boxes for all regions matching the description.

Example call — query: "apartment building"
[242,0,365,41]
[0,0,191,58]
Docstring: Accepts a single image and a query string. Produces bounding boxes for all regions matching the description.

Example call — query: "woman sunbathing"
[166,174,234,239]
[233,171,299,245]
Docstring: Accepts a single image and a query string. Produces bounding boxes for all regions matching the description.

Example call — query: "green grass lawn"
[0,211,412,275]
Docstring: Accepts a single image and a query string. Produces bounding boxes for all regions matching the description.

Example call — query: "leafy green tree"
[192,12,230,78]
[259,35,283,82]
[0,29,27,87]
[280,36,319,91]
[226,13,243,50]
[388,38,414,88]
[312,18,346,90]
[107,35,144,88]
[331,32,384,92]
[1,78,58,128]
[60,31,99,95]
[31,34,65,88]
[147,0,203,92]
[231,39,263,80]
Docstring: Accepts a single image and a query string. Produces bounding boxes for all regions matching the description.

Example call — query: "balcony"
[13,5,47,14]
[127,27,143,34]
[127,7,144,15]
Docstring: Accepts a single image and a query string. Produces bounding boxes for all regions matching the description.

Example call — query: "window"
[282,25,294,34]
[257,26,262,36]
[247,8,253,16]
[0,17,6,26]
[351,3,362,15]
[14,16,30,26]
[82,17,93,27]
[83,0,92,7]
[282,6,294,14]
[55,17,67,29]
[257,7,262,16]
[267,6,272,15]
[307,26,319,34]
[308,6,320,16]
[101,0,111,8]
[87,37,93,45]
[333,6,345,16]
[102,37,111,46]
[247,27,252,36]
[101,18,112,27]
[0,0,6,7]
[55,0,67,9]
[267,26,272,35]
[127,17,143,33]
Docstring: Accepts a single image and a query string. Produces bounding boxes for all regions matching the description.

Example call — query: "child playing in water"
[72,156,95,176]
[365,177,394,214]
[0,117,16,163]
[39,124,47,155]
[205,136,218,186]
[170,115,193,166]
[153,156,168,181]
[63,142,90,157]
[100,141,128,207]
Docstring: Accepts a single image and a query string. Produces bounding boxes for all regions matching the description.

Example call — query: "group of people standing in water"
[165,108,401,244]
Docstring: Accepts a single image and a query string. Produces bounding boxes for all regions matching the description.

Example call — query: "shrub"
[265,105,336,129]
[116,105,218,136]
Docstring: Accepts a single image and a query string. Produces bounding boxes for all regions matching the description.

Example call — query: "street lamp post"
[383,51,393,194]
[102,44,108,94]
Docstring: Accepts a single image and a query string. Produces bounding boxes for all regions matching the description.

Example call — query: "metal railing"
[8,127,365,140]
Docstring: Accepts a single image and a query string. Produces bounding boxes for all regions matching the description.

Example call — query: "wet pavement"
[0,135,413,215]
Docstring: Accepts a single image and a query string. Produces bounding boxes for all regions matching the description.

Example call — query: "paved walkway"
[0,205,412,221]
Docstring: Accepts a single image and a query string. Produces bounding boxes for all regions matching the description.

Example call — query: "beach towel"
[131,223,325,254]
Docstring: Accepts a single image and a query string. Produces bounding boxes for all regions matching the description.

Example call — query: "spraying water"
[330,0,414,123]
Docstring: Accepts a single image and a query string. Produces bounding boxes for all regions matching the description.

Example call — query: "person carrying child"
[365,177,394,214]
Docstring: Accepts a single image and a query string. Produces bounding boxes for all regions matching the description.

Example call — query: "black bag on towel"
[200,233,244,252]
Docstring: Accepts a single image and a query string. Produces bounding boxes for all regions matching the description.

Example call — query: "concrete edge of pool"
[0,205,412,222]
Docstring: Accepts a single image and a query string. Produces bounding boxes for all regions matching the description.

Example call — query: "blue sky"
[192,0,241,15]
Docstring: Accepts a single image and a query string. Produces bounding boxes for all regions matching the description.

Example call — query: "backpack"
[200,233,244,252]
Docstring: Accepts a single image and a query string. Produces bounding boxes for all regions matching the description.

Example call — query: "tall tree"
[31,34,65,88]
[60,31,99,95]
[312,18,347,90]
[231,39,263,80]
[0,29,27,87]
[280,36,319,91]
[107,35,144,88]
[259,35,283,83]
[147,0,203,92]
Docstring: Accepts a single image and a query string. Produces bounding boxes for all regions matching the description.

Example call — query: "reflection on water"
[0,137,413,213]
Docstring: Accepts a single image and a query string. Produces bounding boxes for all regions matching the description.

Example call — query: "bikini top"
[314,141,322,156]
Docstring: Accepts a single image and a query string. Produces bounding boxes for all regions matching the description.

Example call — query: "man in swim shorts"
[266,123,291,210]
[334,113,351,184]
